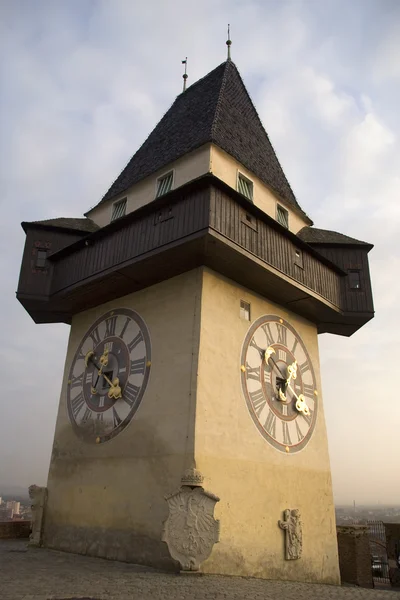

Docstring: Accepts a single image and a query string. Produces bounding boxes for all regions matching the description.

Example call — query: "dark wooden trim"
[16,177,374,336]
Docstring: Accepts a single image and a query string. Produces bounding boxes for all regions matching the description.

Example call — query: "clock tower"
[17,59,374,583]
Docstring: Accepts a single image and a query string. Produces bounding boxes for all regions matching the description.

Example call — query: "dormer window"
[111,198,127,222]
[277,204,289,229]
[156,171,173,198]
[237,173,253,200]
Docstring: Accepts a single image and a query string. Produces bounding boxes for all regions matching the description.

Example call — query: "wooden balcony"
[17,175,374,335]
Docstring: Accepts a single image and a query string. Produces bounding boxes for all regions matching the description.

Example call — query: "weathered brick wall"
[337,525,373,588]
[0,521,31,539]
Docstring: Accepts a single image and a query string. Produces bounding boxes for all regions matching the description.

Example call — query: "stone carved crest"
[278,508,302,560]
[162,469,220,571]
[28,484,47,546]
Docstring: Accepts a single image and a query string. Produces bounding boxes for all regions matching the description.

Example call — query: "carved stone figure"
[278,508,303,560]
[28,484,47,546]
[162,469,220,571]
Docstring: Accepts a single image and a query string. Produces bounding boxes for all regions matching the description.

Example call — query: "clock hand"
[264,348,309,415]
[283,361,309,414]
[85,351,122,399]
[286,361,297,386]
[264,347,288,401]
[285,381,310,415]
[104,376,122,400]
[264,347,285,379]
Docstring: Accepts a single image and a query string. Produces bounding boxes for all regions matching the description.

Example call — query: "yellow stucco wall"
[44,269,202,566]
[44,262,337,580]
[195,268,339,583]
[210,145,309,234]
[87,144,211,228]
[86,143,309,233]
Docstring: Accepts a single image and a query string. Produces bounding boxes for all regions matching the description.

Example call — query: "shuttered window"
[277,204,289,229]
[156,172,173,198]
[349,271,361,289]
[111,198,127,222]
[238,174,253,200]
[36,249,47,268]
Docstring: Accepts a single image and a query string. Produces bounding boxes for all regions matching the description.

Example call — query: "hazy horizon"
[1,0,399,506]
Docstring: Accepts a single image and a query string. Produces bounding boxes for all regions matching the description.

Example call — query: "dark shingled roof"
[298,226,371,247]
[22,217,99,234]
[92,60,308,219]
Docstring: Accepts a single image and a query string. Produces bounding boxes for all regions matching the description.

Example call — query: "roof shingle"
[22,217,99,234]
[297,226,372,247]
[91,60,308,220]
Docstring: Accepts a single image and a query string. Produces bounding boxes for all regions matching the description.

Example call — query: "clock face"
[241,315,318,453]
[67,308,151,444]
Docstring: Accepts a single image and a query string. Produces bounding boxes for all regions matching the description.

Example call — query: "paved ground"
[1,540,399,600]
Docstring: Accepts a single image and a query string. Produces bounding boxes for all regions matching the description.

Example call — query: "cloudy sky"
[0,0,399,504]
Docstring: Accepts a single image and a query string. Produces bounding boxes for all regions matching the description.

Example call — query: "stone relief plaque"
[162,468,220,571]
[279,508,303,560]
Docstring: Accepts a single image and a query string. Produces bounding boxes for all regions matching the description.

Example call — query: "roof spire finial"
[182,57,188,92]
[226,24,232,60]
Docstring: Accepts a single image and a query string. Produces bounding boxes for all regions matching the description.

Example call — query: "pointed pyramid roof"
[93,60,307,219]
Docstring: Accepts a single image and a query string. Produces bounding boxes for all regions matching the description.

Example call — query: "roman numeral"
[300,361,310,375]
[104,341,113,353]
[261,323,275,346]
[120,317,130,339]
[70,392,85,419]
[85,372,93,385]
[278,349,287,362]
[105,316,117,338]
[130,357,146,376]
[96,412,104,422]
[112,407,122,428]
[303,383,315,398]
[249,388,266,417]
[249,337,264,356]
[264,369,271,385]
[89,327,101,347]
[296,420,304,442]
[281,404,288,416]
[127,331,144,353]
[82,407,92,422]
[276,323,287,346]
[302,409,314,427]
[246,363,260,382]
[291,338,299,355]
[282,421,292,446]
[264,410,276,437]
[70,372,84,388]
[124,382,140,408]
[99,396,105,408]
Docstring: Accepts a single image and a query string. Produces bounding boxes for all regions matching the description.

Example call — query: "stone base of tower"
[42,267,340,584]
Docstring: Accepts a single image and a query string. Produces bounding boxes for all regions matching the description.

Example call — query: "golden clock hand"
[265,348,309,414]
[93,369,122,400]
[286,361,297,385]
[286,381,310,416]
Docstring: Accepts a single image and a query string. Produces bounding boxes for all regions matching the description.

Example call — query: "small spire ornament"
[226,24,232,60]
[182,57,188,92]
